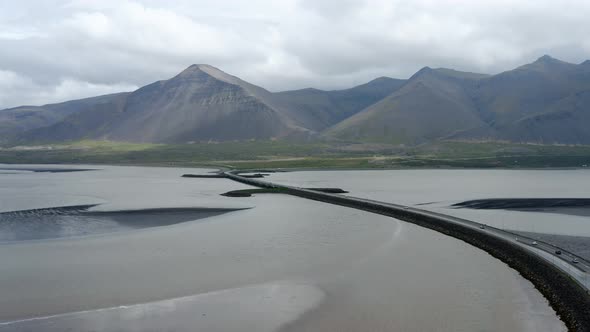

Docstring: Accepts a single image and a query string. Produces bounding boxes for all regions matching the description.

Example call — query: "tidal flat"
[0,165,565,331]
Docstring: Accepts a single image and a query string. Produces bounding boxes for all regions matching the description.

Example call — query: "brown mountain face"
[4,56,590,145]
[325,67,487,144]
[328,56,590,145]
[272,77,406,131]
[22,65,311,143]
[449,56,590,144]
[0,93,129,144]
[102,64,309,142]
[11,64,405,144]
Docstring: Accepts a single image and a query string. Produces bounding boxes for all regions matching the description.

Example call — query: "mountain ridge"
[3,55,590,145]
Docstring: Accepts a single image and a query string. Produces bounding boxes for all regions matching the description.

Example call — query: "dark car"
[555,250,562,255]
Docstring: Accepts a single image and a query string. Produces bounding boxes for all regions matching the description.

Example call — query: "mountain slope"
[0,93,129,143]
[103,64,306,142]
[327,56,590,145]
[325,68,487,143]
[450,56,590,143]
[20,65,310,143]
[12,65,406,144]
[273,77,406,130]
[5,55,590,146]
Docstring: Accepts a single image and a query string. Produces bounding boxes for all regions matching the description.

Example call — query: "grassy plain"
[1,140,590,170]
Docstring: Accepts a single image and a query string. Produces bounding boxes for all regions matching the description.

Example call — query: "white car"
[532,241,538,245]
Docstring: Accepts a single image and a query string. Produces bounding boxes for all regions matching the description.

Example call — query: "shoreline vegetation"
[221,171,590,331]
[1,140,590,170]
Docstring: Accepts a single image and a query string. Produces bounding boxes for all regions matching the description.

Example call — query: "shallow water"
[0,165,565,331]
[0,281,324,332]
[268,169,590,236]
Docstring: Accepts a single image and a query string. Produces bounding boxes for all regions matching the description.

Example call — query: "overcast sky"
[1,0,590,108]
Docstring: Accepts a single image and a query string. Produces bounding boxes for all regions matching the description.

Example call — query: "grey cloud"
[0,0,589,108]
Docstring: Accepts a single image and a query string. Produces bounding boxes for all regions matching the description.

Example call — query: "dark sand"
[453,198,590,217]
[0,206,239,241]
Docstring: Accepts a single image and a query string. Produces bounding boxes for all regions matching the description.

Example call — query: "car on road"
[532,241,538,245]
[479,225,485,229]
[555,250,562,255]
[572,258,579,264]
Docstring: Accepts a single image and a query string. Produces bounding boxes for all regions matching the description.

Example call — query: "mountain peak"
[176,64,241,85]
[409,66,435,80]
[517,55,574,72]
[180,63,206,72]
[409,66,487,81]
[417,66,433,73]
[433,68,489,80]
[370,76,394,82]
[531,54,573,66]
[175,64,206,78]
[535,54,557,63]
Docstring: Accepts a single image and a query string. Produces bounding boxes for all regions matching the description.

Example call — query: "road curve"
[222,170,590,331]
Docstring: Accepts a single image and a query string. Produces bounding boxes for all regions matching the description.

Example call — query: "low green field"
[1,140,589,169]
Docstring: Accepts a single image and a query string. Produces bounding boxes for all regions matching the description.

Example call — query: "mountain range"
[2,55,590,145]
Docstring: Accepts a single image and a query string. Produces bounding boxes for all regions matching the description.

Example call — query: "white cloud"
[39,79,138,104]
[0,0,589,108]
[0,70,136,108]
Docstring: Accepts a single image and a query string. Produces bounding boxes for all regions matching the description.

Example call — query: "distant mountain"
[449,55,590,144]
[10,65,402,144]
[273,77,406,131]
[328,55,590,144]
[20,65,316,143]
[325,67,487,144]
[0,93,128,143]
[3,55,590,145]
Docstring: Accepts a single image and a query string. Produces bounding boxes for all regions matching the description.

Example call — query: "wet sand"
[513,207,590,217]
[0,205,241,241]
[0,166,95,173]
[0,195,396,322]
[0,281,324,332]
[453,198,590,217]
